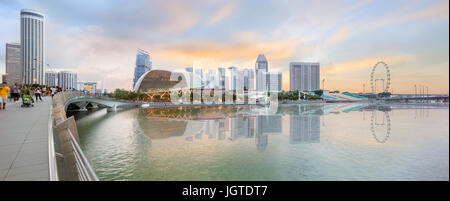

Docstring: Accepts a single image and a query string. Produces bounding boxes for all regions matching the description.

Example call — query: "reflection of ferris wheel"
[370,111,391,143]
[370,61,391,94]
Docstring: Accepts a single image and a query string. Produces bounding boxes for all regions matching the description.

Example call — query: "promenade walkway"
[0,96,51,181]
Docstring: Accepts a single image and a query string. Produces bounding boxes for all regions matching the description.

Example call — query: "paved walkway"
[0,96,51,181]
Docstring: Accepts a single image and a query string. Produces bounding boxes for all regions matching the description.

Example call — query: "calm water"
[74,103,449,181]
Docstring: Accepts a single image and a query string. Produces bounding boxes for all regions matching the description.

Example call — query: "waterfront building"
[228,66,244,91]
[262,72,282,92]
[133,49,152,89]
[76,82,84,91]
[289,62,320,91]
[194,69,203,89]
[134,69,188,95]
[82,82,97,94]
[185,67,193,89]
[255,54,268,91]
[21,9,45,85]
[243,69,255,91]
[218,67,226,89]
[101,80,105,94]
[206,69,218,89]
[44,71,57,86]
[58,71,77,89]
[5,43,22,86]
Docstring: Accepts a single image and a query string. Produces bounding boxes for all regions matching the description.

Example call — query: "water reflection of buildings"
[138,103,419,149]
[254,115,282,151]
[289,115,320,144]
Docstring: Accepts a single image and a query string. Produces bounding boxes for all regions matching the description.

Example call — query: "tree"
[377,92,391,98]
[313,90,323,96]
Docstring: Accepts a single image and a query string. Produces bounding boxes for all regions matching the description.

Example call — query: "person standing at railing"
[0,82,11,111]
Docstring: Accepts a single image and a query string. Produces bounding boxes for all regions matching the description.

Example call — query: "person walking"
[35,87,43,101]
[50,87,56,98]
[41,87,46,97]
[0,82,11,110]
[21,85,33,101]
[12,84,20,102]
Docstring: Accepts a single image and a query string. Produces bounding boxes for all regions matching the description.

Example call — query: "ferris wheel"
[370,61,391,94]
[370,110,391,143]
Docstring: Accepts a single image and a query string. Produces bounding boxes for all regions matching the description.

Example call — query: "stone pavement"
[0,96,51,181]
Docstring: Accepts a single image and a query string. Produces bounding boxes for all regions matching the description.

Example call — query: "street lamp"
[414,84,417,98]
[32,58,41,85]
[322,78,325,91]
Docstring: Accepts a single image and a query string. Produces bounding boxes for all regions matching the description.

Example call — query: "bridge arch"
[64,95,140,112]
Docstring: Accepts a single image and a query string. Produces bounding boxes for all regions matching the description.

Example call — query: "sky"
[0,0,448,94]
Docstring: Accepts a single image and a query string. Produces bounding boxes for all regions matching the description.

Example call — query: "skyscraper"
[194,68,203,89]
[45,71,57,86]
[185,67,193,73]
[21,9,45,85]
[58,71,77,89]
[289,62,320,91]
[262,72,282,92]
[243,69,255,91]
[255,54,268,91]
[218,67,226,90]
[5,43,22,85]
[228,66,243,91]
[133,49,152,89]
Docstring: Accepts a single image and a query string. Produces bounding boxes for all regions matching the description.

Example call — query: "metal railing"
[67,128,99,181]
[48,104,59,181]
[50,91,99,181]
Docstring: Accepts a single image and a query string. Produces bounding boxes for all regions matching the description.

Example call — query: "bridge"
[63,92,142,112]
[0,91,143,181]
[377,95,449,102]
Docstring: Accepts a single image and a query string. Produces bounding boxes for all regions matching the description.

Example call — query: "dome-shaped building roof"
[134,69,188,92]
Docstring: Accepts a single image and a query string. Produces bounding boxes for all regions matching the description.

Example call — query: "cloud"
[151,32,302,68]
[0,0,448,93]
[323,53,416,75]
[208,2,235,25]
[323,0,449,46]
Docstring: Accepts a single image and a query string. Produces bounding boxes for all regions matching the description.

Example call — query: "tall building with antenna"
[255,54,268,91]
[133,49,152,89]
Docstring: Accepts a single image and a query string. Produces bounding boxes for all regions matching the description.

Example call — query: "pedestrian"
[35,87,43,101]
[21,85,33,102]
[42,87,46,96]
[12,83,20,102]
[0,82,11,110]
[51,87,56,98]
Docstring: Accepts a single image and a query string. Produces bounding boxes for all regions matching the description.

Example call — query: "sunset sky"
[0,0,448,93]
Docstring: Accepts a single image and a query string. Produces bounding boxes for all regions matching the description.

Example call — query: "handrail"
[48,104,59,181]
[50,91,100,181]
[66,128,99,181]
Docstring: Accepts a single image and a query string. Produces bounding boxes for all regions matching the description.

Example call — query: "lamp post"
[414,84,417,98]
[322,78,325,91]
[34,58,54,85]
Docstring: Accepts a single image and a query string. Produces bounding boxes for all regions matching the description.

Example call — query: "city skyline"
[0,0,448,93]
